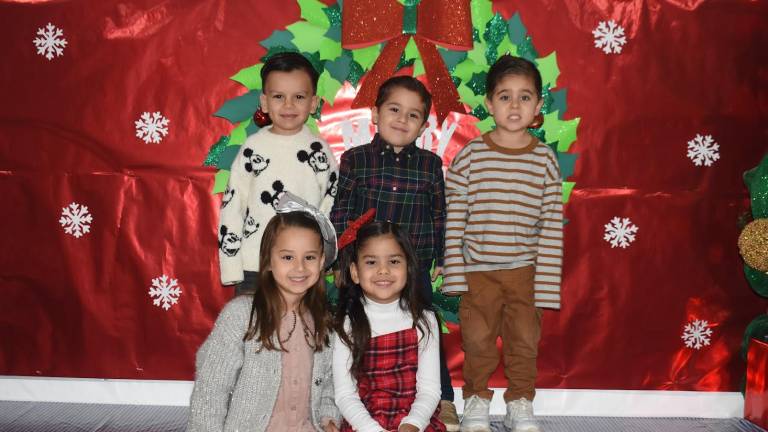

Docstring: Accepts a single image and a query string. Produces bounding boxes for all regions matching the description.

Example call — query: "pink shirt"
[265,310,316,432]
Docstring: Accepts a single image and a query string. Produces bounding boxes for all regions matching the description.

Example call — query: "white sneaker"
[460,395,491,432]
[504,397,541,432]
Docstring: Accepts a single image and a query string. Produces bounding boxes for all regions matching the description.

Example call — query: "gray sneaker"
[460,395,491,432]
[504,397,541,432]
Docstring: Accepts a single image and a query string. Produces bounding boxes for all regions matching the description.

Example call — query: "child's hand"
[398,423,419,432]
[431,266,443,282]
[323,420,339,432]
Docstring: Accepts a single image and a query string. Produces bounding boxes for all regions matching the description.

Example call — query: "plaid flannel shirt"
[330,134,446,269]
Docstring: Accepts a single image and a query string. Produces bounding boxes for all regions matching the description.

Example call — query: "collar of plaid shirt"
[371,133,417,157]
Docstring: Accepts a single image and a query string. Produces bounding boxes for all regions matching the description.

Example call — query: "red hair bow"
[338,209,376,250]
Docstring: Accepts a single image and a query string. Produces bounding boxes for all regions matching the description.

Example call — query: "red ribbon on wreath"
[342,0,473,123]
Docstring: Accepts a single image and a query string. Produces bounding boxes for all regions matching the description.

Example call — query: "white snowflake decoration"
[686,134,720,167]
[59,202,93,238]
[135,111,170,144]
[603,216,638,248]
[592,20,627,54]
[681,319,713,350]
[148,275,182,311]
[33,23,68,60]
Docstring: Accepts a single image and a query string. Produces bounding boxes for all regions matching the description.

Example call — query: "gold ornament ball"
[739,219,768,272]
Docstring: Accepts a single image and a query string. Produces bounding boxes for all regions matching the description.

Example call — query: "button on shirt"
[330,134,447,268]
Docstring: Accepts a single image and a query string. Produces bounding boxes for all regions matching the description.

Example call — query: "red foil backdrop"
[1,0,767,393]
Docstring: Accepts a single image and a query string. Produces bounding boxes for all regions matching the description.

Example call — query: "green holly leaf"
[298,0,330,28]
[438,48,467,72]
[213,90,261,124]
[517,36,539,62]
[562,181,575,203]
[203,135,230,167]
[260,30,297,50]
[557,152,577,180]
[216,145,242,170]
[470,0,493,40]
[536,52,560,88]
[347,60,365,87]
[323,3,342,28]
[317,70,343,105]
[245,120,260,137]
[325,55,352,83]
[467,71,487,96]
[467,39,488,66]
[230,119,251,145]
[352,45,381,70]
[319,37,342,60]
[541,111,580,151]
[325,25,341,42]
[457,83,484,107]
[507,12,527,44]
[476,115,495,133]
[484,13,506,64]
[550,89,567,118]
[470,104,489,120]
[287,21,326,53]
[453,58,478,82]
[495,38,516,58]
[213,169,231,194]
[305,116,319,135]
[231,63,263,90]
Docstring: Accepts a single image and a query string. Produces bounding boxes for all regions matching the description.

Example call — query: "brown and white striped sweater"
[442,133,563,309]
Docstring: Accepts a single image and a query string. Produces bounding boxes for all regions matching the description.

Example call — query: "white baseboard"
[0,376,744,418]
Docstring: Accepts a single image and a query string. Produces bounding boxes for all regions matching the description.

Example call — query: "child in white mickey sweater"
[219,52,338,289]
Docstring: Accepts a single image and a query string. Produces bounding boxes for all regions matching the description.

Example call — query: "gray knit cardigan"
[187,296,341,432]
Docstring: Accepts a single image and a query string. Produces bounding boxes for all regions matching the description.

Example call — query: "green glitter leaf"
[467,71,487,96]
[744,154,768,218]
[213,90,261,124]
[537,52,560,88]
[484,13,506,64]
[347,60,364,87]
[213,169,231,194]
[517,35,539,62]
[507,12,527,44]
[352,45,381,70]
[203,135,230,167]
[323,3,342,28]
[471,104,489,120]
[298,0,330,28]
[231,63,263,90]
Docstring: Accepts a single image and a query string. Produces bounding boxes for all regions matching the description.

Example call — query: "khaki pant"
[460,266,542,402]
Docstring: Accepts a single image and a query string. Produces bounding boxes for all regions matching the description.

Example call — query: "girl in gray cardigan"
[188,194,341,432]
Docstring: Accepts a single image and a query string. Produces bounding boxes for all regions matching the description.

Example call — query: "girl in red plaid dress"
[333,220,445,432]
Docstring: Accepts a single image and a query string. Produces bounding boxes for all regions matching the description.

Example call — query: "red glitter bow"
[338,209,377,250]
[342,0,473,123]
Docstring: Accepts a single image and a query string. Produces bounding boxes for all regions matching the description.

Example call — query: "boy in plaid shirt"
[331,76,458,430]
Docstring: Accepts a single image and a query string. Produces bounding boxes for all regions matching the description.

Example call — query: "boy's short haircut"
[374,76,432,121]
[486,55,542,98]
[260,52,320,93]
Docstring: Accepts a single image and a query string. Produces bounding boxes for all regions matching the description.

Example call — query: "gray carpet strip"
[0,401,764,432]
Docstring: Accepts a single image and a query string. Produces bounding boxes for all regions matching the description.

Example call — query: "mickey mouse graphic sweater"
[218,125,338,285]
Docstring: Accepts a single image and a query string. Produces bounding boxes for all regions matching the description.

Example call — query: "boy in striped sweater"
[442,55,563,432]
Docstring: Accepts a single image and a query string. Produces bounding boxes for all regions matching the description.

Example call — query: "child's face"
[350,234,407,304]
[260,70,319,136]
[485,74,543,135]
[268,226,324,307]
[371,87,428,152]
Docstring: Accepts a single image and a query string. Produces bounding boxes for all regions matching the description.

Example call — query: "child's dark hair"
[244,211,330,351]
[260,52,320,92]
[374,76,432,121]
[486,54,542,98]
[333,221,431,377]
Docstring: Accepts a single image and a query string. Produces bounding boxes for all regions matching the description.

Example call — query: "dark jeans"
[420,268,455,402]
[234,271,259,296]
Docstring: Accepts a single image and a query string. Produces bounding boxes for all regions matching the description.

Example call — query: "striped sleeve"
[533,149,563,309]
[441,144,472,295]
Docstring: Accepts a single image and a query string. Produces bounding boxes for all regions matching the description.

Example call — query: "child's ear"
[371,107,379,125]
[535,96,544,115]
[260,93,268,113]
[310,95,319,115]
[484,96,494,116]
[350,262,360,285]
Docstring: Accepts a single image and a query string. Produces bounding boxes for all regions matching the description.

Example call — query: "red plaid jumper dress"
[340,327,445,432]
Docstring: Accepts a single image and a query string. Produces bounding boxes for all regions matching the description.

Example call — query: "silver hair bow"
[275,191,337,269]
